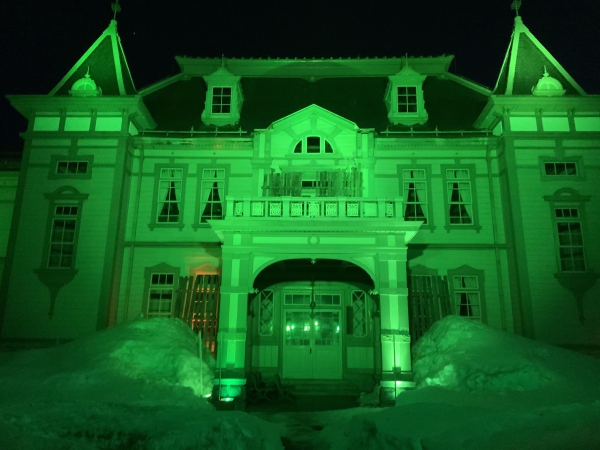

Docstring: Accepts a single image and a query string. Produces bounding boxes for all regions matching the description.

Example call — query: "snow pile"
[326,315,600,450]
[0,318,284,449]
[413,315,600,393]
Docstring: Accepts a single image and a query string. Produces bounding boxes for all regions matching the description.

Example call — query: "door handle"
[310,347,312,354]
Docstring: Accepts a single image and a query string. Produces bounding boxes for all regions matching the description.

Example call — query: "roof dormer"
[201,66,243,127]
[384,65,428,126]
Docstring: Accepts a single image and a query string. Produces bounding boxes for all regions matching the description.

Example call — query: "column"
[377,234,415,403]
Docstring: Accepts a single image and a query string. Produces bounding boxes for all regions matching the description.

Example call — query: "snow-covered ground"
[324,316,600,450]
[0,318,284,449]
[1,315,599,449]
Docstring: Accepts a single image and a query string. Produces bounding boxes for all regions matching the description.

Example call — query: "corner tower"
[1,18,155,340]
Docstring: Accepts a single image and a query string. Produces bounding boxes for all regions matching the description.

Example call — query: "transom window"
[544,162,578,176]
[453,276,481,320]
[403,169,427,223]
[157,168,183,223]
[211,87,231,114]
[555,208,586,272]
[56,161,88,175]
[293,136,334,154]
[147,273,175,318]
[397,86,417,113]
[447,169,473,224]
[283,293,341,305]
[48,205,78,268]
[201,169,225,222]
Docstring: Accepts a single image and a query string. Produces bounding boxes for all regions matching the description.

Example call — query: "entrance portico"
[209,195,421,403]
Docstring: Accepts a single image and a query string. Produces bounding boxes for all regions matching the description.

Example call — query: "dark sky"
[1,0,599,154]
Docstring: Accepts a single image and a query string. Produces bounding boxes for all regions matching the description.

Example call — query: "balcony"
[225,196,404,220]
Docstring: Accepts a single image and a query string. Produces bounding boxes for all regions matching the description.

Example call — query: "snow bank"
[0,318,284,449]
[413,315,600,394]
[326,315,600,450]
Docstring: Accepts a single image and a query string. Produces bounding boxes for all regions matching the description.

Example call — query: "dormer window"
[397,86,417,113]
[211,87,231,114]
[201,67,243,126]
[385,66,428,126]
[293,136,334,154]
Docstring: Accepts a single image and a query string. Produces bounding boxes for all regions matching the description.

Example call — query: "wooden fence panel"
[408,275,451,345]
[177,274,220,357]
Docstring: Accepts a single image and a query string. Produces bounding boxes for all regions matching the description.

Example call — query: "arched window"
[293,136,334,154]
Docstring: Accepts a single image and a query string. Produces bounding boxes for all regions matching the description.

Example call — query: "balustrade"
[225,196,403,219]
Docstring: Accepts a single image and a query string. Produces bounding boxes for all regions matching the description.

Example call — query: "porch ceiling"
[253,258,374,291]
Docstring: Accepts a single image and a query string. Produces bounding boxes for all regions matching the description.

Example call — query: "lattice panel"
[352,291,367,337]
[234,201,244,217]
[363,202,377,217]
[259,290,274,336]
[385,202,395,217]
[325,203,338,217]
[269,202,282,217]
[251,201,265,217]
[290,202,303,216]
[346,202,359,217]
[308,202,320,217]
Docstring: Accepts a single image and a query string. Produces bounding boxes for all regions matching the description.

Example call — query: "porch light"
[286,325,291,331]
[304,325,310,331]
[336,325,340,333]
[314,321,319,326]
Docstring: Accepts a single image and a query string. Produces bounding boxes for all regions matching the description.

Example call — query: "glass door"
[282,309,342,379]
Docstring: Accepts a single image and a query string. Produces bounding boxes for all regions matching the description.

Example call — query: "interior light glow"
[286,325,291,331]
[220,397,234,402]
[314,321,319,326]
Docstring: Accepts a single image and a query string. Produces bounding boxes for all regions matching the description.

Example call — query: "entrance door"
[283,309,342,379]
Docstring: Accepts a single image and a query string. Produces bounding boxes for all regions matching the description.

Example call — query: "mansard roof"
[49,20,136,96]
[493,16,585,96]
[140,57,490,134]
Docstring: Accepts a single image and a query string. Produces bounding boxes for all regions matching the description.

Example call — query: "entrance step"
[282,379,362,396]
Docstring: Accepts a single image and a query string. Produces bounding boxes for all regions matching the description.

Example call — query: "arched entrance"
[208,213,421,403]
[250,259,376,382]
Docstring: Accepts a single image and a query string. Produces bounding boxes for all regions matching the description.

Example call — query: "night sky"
[1,0,599,155]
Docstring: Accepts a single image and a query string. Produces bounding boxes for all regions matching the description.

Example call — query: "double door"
[282,309,342,379]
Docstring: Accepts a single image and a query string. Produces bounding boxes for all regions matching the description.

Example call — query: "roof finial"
[511,0,522,17]
[404,53,409,67]
[221,54,225,68]
[111,0,121,21]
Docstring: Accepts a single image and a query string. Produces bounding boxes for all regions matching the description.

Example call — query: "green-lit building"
[1,15,599,402]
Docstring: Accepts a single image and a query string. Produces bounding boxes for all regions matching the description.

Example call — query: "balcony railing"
[225,196,403,219]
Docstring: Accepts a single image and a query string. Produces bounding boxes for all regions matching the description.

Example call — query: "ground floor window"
[147,273,175,318]
[452,275,481,320]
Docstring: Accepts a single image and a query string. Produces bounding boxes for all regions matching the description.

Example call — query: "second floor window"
[201,169,225,222]
[447,169,473,224]
[157,169,183,223]
[48,205,78,268]
[397,86,418,113]
[555,208,586,272]
[403,169,427,223]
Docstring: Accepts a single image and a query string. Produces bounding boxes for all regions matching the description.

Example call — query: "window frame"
[398,165,435,231]
[441,164,482,232]
[48,155,94,180]
[539,156,584,181]
[143,263,180,319]
[447,265,486,323]
[291,136,335,155]
[193,164,229,229]
[149,164,188,230]
[211,86,232,114]
[544,188,591,275]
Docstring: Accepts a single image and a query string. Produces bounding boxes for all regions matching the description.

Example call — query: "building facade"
[1,16,599,402]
